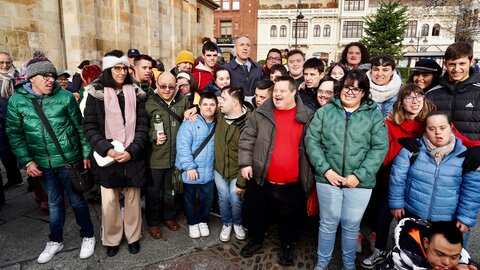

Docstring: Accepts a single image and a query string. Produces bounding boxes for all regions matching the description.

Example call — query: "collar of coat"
[254,94,312,125]
[85,78,147,101]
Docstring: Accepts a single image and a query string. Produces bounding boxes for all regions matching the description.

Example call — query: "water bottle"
[171,190,175,197]
[153,114,164,134]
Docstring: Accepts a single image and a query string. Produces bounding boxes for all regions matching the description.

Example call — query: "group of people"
[1,35,480,270]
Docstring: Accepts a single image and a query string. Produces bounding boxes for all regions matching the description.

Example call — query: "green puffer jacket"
[305,98,388,189]
[6,82,90,168]
[145,90,190,169]
[214,107,250,188]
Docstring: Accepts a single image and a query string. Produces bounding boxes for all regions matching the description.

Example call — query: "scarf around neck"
[422,132,456,165]
[104,84,137,148]
[368,71,402,103]
[0,66,16,99]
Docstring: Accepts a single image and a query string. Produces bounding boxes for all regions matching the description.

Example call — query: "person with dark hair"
[83,50,148,257]
[127,48,140,66]
[380,218,476,270]
[327,62,347,81]
[131,54,154,91]
[287,49,306,89]
[269,63,288,82]
[224,36,262,99]
[339,42,371,70]
[367,55,402,116]
[177,71,200,105]
[262,48,283,79]
[299,57,326,110]
[193,41,219,92]
[306,69,388,270]
[69,60,91,93]
[175,92,217,239]
[253,79,274,108]
[202,66,231,96]
[316,76,340,108]
[7,58,95,263]
[238,75,313,266]
[407,58,443,93]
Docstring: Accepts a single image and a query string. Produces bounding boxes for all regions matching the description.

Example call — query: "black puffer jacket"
[83,79,148,188]
[426,69,480,140]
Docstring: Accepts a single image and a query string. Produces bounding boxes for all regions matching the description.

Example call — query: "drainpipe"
[57,0,67,70]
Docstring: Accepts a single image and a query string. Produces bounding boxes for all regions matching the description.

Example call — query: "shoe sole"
[37,245,64,263]
[219,236,230,242]
[235,234,246,240]
[361,259,386,269]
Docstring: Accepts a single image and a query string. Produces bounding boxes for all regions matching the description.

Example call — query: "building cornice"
[198,0,219,10]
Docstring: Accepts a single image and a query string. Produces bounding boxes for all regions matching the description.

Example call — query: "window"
[222,0,230,10]
[405,21,418,38]
[323,24,331,37]
[232,0,240,10]
[421,24,429,37]
[314,25,321,37]
[270,25,277,37]
[342,21,363,38]
[432,24,441,36]
[280,25,287,37]
[292,21,308,38]
[220,21,232,38]
[344,0,365,11]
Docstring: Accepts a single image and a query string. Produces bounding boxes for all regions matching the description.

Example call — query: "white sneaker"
[198,222,210,237]
[233,224,246,240]
[189,224,200,239]
[361,248,387,269]
[79,236,95,259]
[37,241,63,263]
[220,224,232,242]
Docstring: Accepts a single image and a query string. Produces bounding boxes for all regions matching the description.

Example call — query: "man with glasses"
[0,52,23,197]
[193,41,219,92]
[56,71,70,90]
[145,72,191,239]
[262,48,282,80]
[299,58,326,111]
[6,58,95,263]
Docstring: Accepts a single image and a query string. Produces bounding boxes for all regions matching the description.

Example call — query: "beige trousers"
[101,187,142,246]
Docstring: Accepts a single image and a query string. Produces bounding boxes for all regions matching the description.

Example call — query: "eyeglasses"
[267,57,281,62]
[0,61,12,65]
[41,74,56,81]
[157,84,176,90]
[318,89,334,96]
[179,84,190,89]
[404,94,424,103]
[112,66,128,72]
[342,86,362,95]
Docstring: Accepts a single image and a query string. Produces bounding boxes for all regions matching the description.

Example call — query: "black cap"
[411,58,442,76]
[128,48,140,57]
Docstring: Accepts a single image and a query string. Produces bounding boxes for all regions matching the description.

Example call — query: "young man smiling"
[193,41,219,92]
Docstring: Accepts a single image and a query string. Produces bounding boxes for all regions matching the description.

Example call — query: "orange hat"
[175,50,194,65]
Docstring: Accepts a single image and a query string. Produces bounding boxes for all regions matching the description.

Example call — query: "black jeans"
[245,180,304,245]
[145,168,177,226]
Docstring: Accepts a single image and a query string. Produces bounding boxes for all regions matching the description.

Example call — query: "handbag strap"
[151,94,183,124]
[31,99,69,164]
[179,123,215,173]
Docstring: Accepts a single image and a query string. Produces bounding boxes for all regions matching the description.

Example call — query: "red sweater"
[266,107,303,184]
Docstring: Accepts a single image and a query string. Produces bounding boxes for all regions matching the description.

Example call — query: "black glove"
[458,146,480,173]
[398,137,421,153]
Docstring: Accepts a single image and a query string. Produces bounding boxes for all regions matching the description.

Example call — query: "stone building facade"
[0,0,217,72]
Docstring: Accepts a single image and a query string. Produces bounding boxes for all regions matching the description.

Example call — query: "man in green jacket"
[6,58,95,263]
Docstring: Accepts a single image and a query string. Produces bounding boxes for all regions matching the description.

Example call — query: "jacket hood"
[439,68,480,93]
[255,94,312,124]
[85,78,147,101]
[194,61,214,73]
[16,81,62,99]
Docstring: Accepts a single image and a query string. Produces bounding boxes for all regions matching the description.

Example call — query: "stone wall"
[0,0,216,72]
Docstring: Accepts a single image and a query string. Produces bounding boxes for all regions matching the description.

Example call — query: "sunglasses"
[157,84,176,90]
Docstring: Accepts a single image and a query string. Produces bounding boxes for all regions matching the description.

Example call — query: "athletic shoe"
[361,248,387,269]
[233,224,246,240]
[79,236,95,259]
[198,223,210,237]
[37,241,63,263]
[219,224,232,242]
[189,224,200,239]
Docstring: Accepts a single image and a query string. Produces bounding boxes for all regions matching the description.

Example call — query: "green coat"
[145,90,190,169]
[305,98,388,189]
[6,82,90,168]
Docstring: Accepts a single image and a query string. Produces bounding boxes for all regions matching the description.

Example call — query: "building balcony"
[258,8,338,19]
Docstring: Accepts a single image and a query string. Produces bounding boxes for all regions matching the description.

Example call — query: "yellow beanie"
[176,50,194,65]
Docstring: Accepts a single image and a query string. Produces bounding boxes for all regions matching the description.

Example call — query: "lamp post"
[294,0,304,48]
[409,35,428,52]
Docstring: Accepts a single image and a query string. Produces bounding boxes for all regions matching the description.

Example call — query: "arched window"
[432,24,440,36]
[421,24,429,36]
[314,25,321,37]
[323,24,331,37]
[280,25,287,37]
[270,25,277,37]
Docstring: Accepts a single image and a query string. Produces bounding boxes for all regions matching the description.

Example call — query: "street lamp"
[409,35,428,52]
[294,0,304,48]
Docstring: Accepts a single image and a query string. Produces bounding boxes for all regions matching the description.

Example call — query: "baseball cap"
[128,48,140,57]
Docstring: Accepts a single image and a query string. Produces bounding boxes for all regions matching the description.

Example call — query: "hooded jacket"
[192,61,216,92]
[82,79,148,188]
[305,98,388,189]
[426,69,480,140]
[7,81,90,168]
[238,97,314,195]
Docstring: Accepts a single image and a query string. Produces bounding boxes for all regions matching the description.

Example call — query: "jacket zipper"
[450,85,457,120]
[341,114,351,184]
[427,164,440,219]
[39,99,52,168]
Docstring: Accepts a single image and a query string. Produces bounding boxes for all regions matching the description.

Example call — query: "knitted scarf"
[104,85,137,148]
[368,71,402,103]
[422,132,455,165]
[0,66,16,99]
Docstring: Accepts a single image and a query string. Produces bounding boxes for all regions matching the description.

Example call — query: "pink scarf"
[104,85,137,148]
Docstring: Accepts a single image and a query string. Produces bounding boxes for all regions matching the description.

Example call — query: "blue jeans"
[214,170,243,225]
[315,183,372,270]
[40,166,94,243]
[183,181,214,225]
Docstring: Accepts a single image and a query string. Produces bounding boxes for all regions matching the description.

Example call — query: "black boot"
[240,241,263,258]
[279,244,294,266]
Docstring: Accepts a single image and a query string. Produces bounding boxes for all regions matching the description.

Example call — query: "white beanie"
[102,55,130,71]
